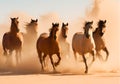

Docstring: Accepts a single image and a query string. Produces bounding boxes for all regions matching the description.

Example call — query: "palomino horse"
[36,23,61,72]
[2,17,23,64]
[23,19,38,54]
[93,20,109,61]
[58,23,70,58]
[72,21,96,73]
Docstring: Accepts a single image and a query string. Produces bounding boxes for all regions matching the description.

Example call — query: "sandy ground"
[0,72,120,84]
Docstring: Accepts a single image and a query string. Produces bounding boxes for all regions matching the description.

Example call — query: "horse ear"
[36,19,38,22]
[16,17,19,19]
[57,23,59,26]
[52,23,54,26]
[62,23,64,26]
[91,21,93,24]
[66,23,68,26]
[104,20,106,23]
[10,17,13,20]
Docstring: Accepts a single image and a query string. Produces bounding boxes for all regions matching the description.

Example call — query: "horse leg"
[9,50,12,56]
[16,50,19,65]
[38,51,44,71]
[49,55,56,72]
[43,54,47,67]
[3,47,7,56]
[54,52,61,67]
[82,55,88,73]
[103,47,109,61]
[73,49,77,61]
[19,48,22,63]
[90,50,95,62]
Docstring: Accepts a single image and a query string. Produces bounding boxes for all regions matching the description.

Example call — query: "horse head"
[61,23,68,38]
[10,17,19,33]
[26,19,38,34]
[30,19,38,26]
[84,21,93,38]
[98,20,107,36]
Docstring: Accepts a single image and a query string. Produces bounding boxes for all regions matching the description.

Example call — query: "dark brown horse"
[93,20,109,61]
[36,23,61,72]
[72,21,96,73]
[2,17,23,64]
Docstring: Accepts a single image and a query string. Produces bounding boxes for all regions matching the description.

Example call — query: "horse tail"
[2,33,8,56]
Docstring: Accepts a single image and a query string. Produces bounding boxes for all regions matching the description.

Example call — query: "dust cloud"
[0,0,120,74]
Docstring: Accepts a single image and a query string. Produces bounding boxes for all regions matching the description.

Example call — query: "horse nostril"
[86,34,90,39]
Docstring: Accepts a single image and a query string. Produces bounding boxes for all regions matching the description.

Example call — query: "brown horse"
[23,19,38,54]
[72,21,96,73]
[36,23,61,72]
[58,23,70,58]
[93,20,109,61]
[2,17,23,64]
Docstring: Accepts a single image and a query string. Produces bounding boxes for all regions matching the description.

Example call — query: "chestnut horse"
[93,20,109,61]
[36,23,61,72]
[2,17,23,64]
[72,21,96,73]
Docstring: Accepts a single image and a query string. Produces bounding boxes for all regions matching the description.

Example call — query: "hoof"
[54,62,59,67]
[85,70,88,74]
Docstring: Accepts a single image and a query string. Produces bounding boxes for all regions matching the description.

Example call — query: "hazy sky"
[0,0,92,22]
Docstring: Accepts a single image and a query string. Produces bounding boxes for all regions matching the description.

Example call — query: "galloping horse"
[93,20,109,61]
[72,21,96,73]
[58,23,70,58]
[23,19,38,54]
[2,17,23,64]
[36,23,61,72]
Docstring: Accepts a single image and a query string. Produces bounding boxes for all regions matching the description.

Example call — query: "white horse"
[72,21,96,73]
[93,20,109,61]
[23,19,38,54]
[58,23,70,59]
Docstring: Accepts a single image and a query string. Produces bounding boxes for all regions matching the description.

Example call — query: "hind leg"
[3,50,7,56]
[9,50,13,56]
[43,54,47,67]
[103,47,109,61]
[16,50,19,64]
[82,55,88,73]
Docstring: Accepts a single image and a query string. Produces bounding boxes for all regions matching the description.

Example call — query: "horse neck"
[49,30,57,40]
[93,27,103,37]
[58,30,66,42]
[10,23,18,35]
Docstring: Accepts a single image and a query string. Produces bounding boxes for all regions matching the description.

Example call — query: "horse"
[93,20,109,61]
[2,17,23,64]
[36,23,61,72]
[72,21,96,73]
[23,19,38,54]
[58,23,70,59]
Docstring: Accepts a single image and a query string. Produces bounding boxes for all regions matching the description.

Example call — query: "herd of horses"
[2,17,109,73]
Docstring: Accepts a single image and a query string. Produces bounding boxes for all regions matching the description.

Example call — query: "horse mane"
[83,21,93,29]
[49,23,59,40]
